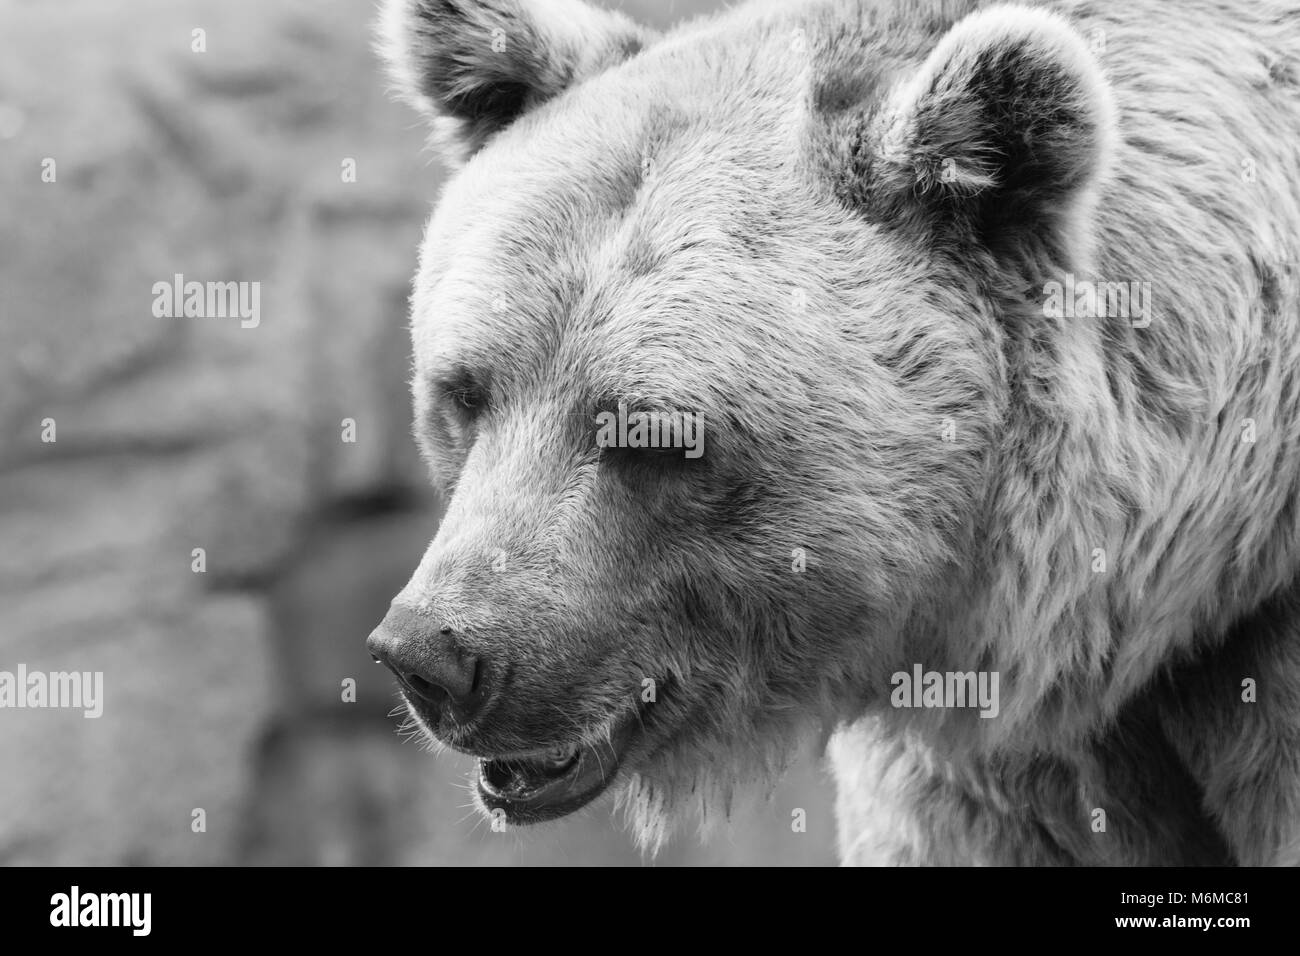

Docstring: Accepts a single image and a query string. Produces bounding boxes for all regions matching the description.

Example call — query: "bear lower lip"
[476,724,635,823]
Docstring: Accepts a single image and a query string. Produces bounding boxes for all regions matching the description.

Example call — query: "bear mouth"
[475,718,638,824]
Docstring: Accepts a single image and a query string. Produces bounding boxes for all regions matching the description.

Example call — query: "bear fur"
[377,0,1300,864]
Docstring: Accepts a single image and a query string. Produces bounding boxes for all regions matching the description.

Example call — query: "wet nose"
[366,603,486,721]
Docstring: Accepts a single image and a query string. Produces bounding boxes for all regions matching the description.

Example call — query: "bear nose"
[366,604,486,722]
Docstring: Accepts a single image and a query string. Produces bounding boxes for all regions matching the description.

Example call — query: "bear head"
[371,0,1116,845]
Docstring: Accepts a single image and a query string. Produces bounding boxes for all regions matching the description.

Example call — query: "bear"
[368,0,1300,865]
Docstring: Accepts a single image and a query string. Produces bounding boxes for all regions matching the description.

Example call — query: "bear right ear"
[852,5,1116,270]
[379,0,651,163]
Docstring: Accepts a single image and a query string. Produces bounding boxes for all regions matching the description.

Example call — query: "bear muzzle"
[368,601,645,823]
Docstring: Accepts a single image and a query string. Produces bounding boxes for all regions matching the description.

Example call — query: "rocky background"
[0,0,836,865]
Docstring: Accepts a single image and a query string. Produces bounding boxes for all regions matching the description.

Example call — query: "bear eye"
[437,371,490,420]
[599,443,684,468]
[451,385,485,412]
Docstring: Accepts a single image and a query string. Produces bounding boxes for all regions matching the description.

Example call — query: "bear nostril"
[405,673,450,707]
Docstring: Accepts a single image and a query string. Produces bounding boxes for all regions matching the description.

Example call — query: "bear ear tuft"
[860,5,1117,266]
[378,0,651,163]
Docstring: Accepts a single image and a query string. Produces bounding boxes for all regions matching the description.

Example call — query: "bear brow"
[429,363,482,395]
[591,390,709,424]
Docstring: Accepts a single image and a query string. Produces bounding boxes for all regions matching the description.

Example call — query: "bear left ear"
[379,0,651,163]
[856,5,1116,267]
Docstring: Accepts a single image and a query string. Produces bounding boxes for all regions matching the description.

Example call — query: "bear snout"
[367,603,489,726]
